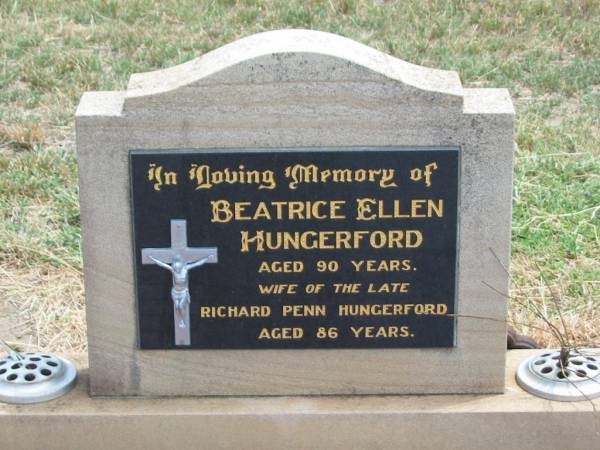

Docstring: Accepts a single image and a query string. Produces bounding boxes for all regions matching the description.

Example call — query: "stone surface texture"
[76,29,515,396]
[1,351,598,450]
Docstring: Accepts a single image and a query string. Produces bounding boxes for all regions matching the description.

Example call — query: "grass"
[0,0,598,351]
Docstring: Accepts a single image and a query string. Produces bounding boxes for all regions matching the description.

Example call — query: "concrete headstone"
[76,29,514,396]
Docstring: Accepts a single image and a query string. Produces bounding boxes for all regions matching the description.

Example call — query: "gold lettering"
[351,259,412,272]
[282,305,326,317]
[339,303,447,316]
[285,165,398,189]
[429,199,444,217]
[411,199,426,218]
[199,305,271,318]
[211,200,234,223]
[240,230,423,252]
[233,202,250,220]
[164,171,177,186]
[258,327,304,340]
[189,164,275,190]
[357,199,444,219]
[410,162,438,187]
[257,261,304,273]
[258,284,298,294]
[147,163,177,191]
[241,230,264,252]
[379,169,398,188]
[210,201,348,222]
[356,198,377,221]
[350,325,411,338]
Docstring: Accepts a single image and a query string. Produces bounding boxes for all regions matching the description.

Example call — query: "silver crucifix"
[141,219,218,346]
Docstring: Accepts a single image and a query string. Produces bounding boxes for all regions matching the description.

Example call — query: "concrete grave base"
[1,350,598,450]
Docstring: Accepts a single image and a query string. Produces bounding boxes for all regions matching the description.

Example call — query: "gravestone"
[76,29,514,396]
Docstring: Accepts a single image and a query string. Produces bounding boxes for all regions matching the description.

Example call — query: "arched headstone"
[76,30,514,396]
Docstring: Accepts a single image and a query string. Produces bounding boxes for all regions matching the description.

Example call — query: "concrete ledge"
[1,350,598,450]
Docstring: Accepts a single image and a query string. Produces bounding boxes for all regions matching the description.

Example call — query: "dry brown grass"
[510,255,600,348]
[0,263,85,353]
[0,122,44,151]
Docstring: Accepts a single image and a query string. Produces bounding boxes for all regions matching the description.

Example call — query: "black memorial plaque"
[130,147,460,349]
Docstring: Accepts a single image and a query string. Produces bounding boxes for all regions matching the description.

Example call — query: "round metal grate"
[516,350,600,401]
[0,352,77,404]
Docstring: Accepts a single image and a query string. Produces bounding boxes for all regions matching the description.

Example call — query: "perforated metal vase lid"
[516,350,600,401]
[0,352,77,404]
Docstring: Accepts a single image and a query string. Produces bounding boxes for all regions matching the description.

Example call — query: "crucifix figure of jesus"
[141,219,218,346]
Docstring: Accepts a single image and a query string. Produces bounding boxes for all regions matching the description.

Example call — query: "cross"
[141,219,218,346]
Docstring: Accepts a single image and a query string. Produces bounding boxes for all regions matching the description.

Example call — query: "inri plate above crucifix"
[130,147,459,350]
